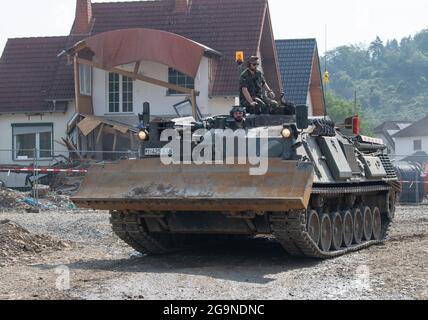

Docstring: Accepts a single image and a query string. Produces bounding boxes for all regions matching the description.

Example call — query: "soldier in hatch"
[239,56,280,115]
[229,106,246,129]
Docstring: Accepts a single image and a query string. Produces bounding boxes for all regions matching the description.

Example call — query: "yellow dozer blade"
[72,158,314,212]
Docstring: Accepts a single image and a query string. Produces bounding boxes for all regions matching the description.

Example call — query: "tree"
[369,36,384,62]
[386,39,399,52]
[369,89,382,109]
[325,92,373,135]
[414,29,428,52]
[322,29,428,126]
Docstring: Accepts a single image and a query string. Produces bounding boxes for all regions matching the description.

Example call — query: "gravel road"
[0,206,426,300]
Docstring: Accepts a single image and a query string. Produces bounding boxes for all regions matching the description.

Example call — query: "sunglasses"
[251,63,259,67]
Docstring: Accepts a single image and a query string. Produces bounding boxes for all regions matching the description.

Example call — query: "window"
[108,73,120,113]
[414,140,422,151]
[173,99,202,120]
[108,73,133,113]
[168,68,194,95]
[12,124,53,160]
[79,64,92,96]
[122,76,133,113]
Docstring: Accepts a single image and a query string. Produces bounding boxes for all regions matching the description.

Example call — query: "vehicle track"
[109,184,396,259]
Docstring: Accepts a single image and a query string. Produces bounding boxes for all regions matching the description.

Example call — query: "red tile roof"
[0,36,70,114]
[0,0,274,114]
[46,35,85,101]
[90,0,268,96]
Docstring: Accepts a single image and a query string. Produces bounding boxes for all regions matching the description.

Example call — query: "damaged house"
[0,0,282,166]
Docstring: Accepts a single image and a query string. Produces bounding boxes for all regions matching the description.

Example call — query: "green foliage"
[325,91,373,135]
[323,28,428,126]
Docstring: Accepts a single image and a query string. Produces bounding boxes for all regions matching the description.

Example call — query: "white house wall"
[0,104,75,188]
[0,104,74,166]
[394,136,428,160]
[92,57,234,118]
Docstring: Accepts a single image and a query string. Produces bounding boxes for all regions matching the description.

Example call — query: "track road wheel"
[307,210,320,245]
[372,207,382,240]
[342,210,354,248]
[353,208,364,245]
[386,192,396,220]
[330,212,343,251]
[320,214,332,252]
[362,207,373,241]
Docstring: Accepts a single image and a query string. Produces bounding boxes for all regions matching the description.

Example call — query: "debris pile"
[0,187,77,212]
[51,174,85,196]
[0,220,70,266]
[0,188,27,209]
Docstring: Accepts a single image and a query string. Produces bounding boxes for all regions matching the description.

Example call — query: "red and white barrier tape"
[0,168,426,181]
[0,167,88,174]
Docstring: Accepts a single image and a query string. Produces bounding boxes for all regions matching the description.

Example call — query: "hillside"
[323,28,428,125]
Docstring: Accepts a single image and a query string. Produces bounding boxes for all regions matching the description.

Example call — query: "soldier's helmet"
[230,106,245,116]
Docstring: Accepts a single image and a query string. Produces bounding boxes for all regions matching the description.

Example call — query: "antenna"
[323,24,329,118]
[354,90,357,114]
[325,24,328,74]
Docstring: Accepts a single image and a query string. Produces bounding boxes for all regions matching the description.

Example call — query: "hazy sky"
[0,0,427,55]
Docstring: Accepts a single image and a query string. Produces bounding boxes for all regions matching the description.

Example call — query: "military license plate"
[144,148,173,156]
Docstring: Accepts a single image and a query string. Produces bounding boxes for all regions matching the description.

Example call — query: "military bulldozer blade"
[72,158,314,212]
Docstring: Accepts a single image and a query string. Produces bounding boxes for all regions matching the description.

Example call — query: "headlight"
[281,128,292,139]
[138,130,149,141]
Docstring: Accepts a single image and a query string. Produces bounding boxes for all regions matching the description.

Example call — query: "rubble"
[51,174,85,196]
[0,220,70,266]
[0,157,87,212]
[0,188,27,210]
[0,187,77,212]
[31,185,50,198]
[48,160,89,196]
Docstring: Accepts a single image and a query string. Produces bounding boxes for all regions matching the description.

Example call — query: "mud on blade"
[72,158,314,212]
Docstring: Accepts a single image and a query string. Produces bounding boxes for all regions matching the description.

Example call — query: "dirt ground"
[0,206,426,300]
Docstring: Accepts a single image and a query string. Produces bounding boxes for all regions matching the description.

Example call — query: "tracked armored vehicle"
[72,105,400,259]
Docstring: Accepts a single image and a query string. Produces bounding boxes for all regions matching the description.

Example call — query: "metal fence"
[0,148,137,201]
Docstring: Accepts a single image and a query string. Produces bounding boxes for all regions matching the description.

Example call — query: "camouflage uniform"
[232,119,246,130]
[239,68,279,114]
